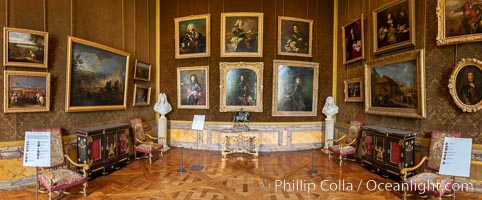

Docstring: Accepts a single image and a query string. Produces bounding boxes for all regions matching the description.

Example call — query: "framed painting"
[174,14,210,59]
[277,16,313,57]
[437,0,482,45]
[221,12,263,57]
[448,58,482,112]
[65,36,130,112]
[133,84,151,106]
[177,66,209,109]
[3,27,48,68]
[364,49,425,118]
[272,60,319,116]
[372,0,415,54]
[134,60,151,81]
[344,77,363,102]
[4,71,50,113]
[219,62,263,112]
[342,15,364,64]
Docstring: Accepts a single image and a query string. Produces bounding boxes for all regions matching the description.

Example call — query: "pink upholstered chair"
[129,118,165,164]
[33,127,89,199]
[327,120,364,166]
[400,131,461,200]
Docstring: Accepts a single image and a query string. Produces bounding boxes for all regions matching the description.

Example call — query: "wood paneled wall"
[159,0,334,122]
[336,0,482,143]
[0,0,157,141]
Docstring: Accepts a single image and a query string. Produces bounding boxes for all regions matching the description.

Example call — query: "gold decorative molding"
[168,120,325,126]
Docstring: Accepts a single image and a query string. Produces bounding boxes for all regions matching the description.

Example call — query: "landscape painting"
[365,50,425,118]
[134,60,151,81]
[345,78,363,102]
[4,71,50,113]
[133,84,151,106]
[3,27,48,68]
[65,36,130,112]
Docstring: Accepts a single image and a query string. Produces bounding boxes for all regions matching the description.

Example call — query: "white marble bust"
[154,93,172,117]
[322,96,338,119]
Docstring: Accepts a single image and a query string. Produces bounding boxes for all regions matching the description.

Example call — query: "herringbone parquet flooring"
[1,148,481,199]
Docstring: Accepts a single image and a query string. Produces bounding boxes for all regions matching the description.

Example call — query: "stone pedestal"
[158,115,170,151]
[322,118,334,153]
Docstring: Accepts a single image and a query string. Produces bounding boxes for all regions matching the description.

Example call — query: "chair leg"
[83,181,88,197]
[149,152,152,164]
[402,189,407,200]
[339,155,343,166]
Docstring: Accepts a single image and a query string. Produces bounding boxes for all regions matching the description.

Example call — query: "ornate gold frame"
[220,12,263,57]
[448,58,482,112]
[344,77,363,102]
[133,59,151,81]
[133,84,151,106]
[342,14,364,64]
[364,49,425,118]
[436,0,482,46]
[177,66,209,109]
[4,70,50,113]
[219,62,263,112]
[272,60,319,116]
[174,14,210,59]
[372,0,415,54]
[3,27,49,68]
[65,36,130,112]
[277,16,313,57]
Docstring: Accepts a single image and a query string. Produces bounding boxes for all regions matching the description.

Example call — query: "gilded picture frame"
[133,60,151,81]
[342,15,364,64]
[65,36,130,112]
[344,77,363,102]
[133,84,151,106]
[372,0,415,54]
[448,58,482,112]
[174,14,210,59]
[272,60,319,116]
[3,27,48,68]
[365,49,425,118]
[219,62,263,112]
[436,0,482,46]
[4,70,50,113]
[277,16,313,57]
[221,12,263,57]
[177,66,209,109]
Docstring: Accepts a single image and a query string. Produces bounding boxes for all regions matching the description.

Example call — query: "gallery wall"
[0,0,157,141]
[336,0,482,143]
[159,0,334,122]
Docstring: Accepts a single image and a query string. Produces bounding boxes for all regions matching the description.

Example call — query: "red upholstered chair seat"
[135,143,163,153]
[129,118,165,164]
[327,120,363,166]
[38,169,88,192]
[404,173,454,197]
[328,145,356,156]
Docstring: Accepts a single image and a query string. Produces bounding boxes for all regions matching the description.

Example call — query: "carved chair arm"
[65,155,90,178]
[346,138,357,146]
[400,156,428,181]
[146,135,165,143]
[327,135,347,143]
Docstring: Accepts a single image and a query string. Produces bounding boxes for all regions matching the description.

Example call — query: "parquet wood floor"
[1,148,481,199]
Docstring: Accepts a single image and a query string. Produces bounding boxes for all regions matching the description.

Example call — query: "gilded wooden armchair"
[33,127,90,200]
[327,120,363,166]
[129,118,165,164]
[400,131,461,200]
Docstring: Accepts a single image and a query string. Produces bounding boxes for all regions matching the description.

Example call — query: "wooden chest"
[361,125,416,179]
[76,123,131,178]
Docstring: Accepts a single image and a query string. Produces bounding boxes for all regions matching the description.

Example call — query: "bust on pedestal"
[322,96,338,153]
[154,93,172,151]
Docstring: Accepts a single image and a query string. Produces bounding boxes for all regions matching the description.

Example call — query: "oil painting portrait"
[177,66,209,109]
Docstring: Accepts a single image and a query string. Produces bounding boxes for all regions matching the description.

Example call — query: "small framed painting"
[342,15,364,64]
[219,62,263,112]
[344,78,363,102]
[174,14,210,59]
[448,58,482,112]
[133,84,151,106]
[277,16,313,57]
[177,66,209,109]
[134,60,151,81]
[3,27,48,68]
[272,60,319,116]
[221,12,263,57]
[372,0,415,54]
[4,71,50,113]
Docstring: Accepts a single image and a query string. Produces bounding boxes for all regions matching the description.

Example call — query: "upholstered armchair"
[400,131,461,200]
[33,127,90,200]
[327,120,363,166]
[128,118,165,164]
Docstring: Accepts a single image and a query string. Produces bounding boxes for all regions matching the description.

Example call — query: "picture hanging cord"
[207,0,210,66]
[147,0,150,62]
[70,0,73,36]
[273,0,276,59]
[122,0,125,51]
[260,0,262,63]
[282,0,284,60]
[43,0,46,32]
[5,0,8,27]
[305,0,308,62]
[133,0,137,59]
[315,0,318,62]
